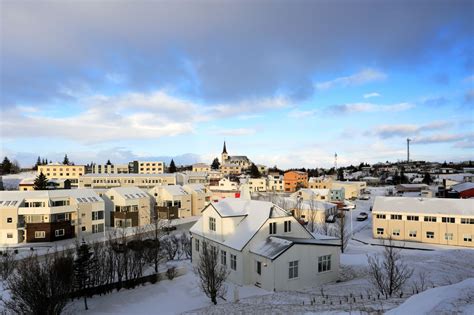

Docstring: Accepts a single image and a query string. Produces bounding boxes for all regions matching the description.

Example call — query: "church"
[221,142,252,170]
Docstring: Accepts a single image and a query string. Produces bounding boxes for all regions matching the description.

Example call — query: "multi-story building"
[266,175,284,192]
[128,160,164,174]
[220,163,242,175]
[176,171,209,185]
[192,163,211,173]
[103,187,152,228]
[284,171,308,192]
[372,197,474,248]
[292,189,330,201]
[183,184,211,216]
[38,163,86,188]
[248,178,267,192]
[149,185,192,219]
[209,178,240,201]
[332,181,366,199]
[93,163,129,174]
[308,176,333,189]
[190,199,341,291]
[0,189,105,244]
[78,173,176,189]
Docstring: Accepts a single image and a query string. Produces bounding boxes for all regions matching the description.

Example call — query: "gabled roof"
[190,199,291,251]
[108,187,149,199]
[451,182,474,193]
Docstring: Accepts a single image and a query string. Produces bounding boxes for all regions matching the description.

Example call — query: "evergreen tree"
[168,159,177,173]
[74,242,96,311]
[422,172,433,185]
[42,158,46,165]
[34,172,48,190]
[211,158,220,170]
[63,154,70,165]
[337,168,345,181]
[250,163,261,178]
[34,156,41,170]
[1,157,12,174]
[106,159,112,165]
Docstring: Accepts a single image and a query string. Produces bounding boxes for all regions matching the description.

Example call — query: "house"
[128,160,164,174]
[329,188,345,202]
[292,189,330,201]
[332,181,366,199]
[183,184,211,216]
[284,171,308,192]
[0,189,105,244]
[208,178,240,201]
[308,176,333,189]
[451,182,474,199]
[248,178,267,192]
[372,196,474,248]
[37,163,85,188]
[267,175,284,192]
[192,163,211,173]
[18,178,71,191]
[78,173,176,189]
[220,163,242,176]
[149,185,192,219]
[190,199,340,291]
[176,171,209,186]
[103,187,153,228]
[396,184,429,194]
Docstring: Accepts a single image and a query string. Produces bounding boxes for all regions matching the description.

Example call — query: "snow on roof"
[192,163,209,167]
[183,183,206,193]
[0,189,103,207]
[190,199,291,251]
[229,156,250,161]
[451,182,474,193]
[160,185,188,196]
[397,184,429,189]
[275,236,341,247]
[373,196,474,216]
[250,237,292,260]
[19,177,35,185]
[83,173,175,178]
[109,187,148,199]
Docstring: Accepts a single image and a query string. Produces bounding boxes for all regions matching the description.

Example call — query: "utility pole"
[407,138,411,163]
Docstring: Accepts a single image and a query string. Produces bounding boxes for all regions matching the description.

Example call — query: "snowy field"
[1,171,36,190]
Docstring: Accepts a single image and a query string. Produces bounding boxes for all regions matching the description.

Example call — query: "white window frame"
[426,231,435,239]
[230,254,237,271]
[318,255,331,273]
[376,228,384,235]
[55,229,65,237]
[209,217,216,232]
[289,260,299,279]
[35,231,46,239]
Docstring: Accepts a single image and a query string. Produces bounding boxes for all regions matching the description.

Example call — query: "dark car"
[357,212,368,221]
[162,225,177,232]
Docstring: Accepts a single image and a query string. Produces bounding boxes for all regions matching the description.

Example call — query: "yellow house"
[38,163,85,187]
[372,197,474,248]
[78,173,176,189]
[192,163,211,172]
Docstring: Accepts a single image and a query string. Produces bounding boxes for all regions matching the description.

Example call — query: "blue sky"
[1,0,473,168]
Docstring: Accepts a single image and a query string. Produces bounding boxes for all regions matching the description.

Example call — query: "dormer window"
[209,217,216,231]
[284,220,292,233]
[269,222,276,234]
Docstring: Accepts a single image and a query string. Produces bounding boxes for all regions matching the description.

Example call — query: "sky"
[1,0,473,168]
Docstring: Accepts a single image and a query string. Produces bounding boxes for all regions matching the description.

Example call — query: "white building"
[149,185,192,218]
[190,199,340,291]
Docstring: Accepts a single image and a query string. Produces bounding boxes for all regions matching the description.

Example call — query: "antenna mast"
[407,138,411,163]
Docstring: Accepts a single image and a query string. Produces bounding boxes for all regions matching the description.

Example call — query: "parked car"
[325,215,336,223]
[357,212,368,221]
[343,201,356,210]
[370,206,373,212]
[359,195,370,200]
[162,225,177,232]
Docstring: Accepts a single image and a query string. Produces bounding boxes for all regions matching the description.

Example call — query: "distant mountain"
[141,153,202,166]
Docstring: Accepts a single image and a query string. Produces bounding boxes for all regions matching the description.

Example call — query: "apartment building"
[0,190,105,244]
[248,178,267,192]
[332,181,366,199]
[78,173,176,189]
[128,160,164,174]
[38,163,86,187]
[372,197,474,248]
[183,184,211,216]
[149,185,192,219]
[192,163,211,172]
[176,171,209,185]
[284,171,308,192]
[103,187,152,228]
[190,199,340,291]
[220,163,242,175]
[267,175,284,192]
[93,163,129,174]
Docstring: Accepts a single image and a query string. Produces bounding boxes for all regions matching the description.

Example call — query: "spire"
[222,141,228,154]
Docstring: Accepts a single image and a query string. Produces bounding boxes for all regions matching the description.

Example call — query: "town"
[0,141,472,313]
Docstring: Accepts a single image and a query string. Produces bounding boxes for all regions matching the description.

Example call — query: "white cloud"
[363,92,381,99]
[331,102,414,114]
[315,68,387,90]
[288,109,319,118]
[215,128,257,136]
[370,120,450,138]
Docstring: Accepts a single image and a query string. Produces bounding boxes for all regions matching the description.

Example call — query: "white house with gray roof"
[190,199,340,291]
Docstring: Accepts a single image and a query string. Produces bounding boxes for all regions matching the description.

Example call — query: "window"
[92,223,104,233]
[318,255,331,272]
[55,229,65,237]
[376,228,384,235]
[407,216,419,221]
[7,233,13,239]
[289,260,299,279]
[209,217,216,231]
[424,216,437,222]
[393,229,400,236]
[391,214,402,220]
[409,230,417,237]
[376,214,386,219]
[284,220,292,233]
[81,226,86,232]
[426,231,434,239]
[230,254,237,270]
[6,217,12,223]
[461,218,474,224]
[221,250,226,265]
[442,217,455,224]
[444,233,453,240]
[92,211,104,221]
[269,222,277,234]
[35,231,46,239]
[195,239,200,252]
[463,234,472,242]
[256,261,261,275]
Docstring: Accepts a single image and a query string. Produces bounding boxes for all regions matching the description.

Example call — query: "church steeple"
[221,141,229,164]
[222,141,228,154]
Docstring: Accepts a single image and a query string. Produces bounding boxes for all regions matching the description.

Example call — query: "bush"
[166,266,177,280]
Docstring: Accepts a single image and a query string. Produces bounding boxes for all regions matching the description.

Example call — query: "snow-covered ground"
[1,171,36,190]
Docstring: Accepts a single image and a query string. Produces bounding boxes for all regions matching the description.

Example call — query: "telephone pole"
[407,138,411,163]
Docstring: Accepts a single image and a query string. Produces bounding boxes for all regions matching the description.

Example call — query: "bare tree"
[412,270,431,293]
[180,232,192,259]
[162,234,179,261]
[2,251,74,314]
[307,196,320,233]
[0,249,17,280]
[195,242,229,305]
[334,209,349,253]
[367,237,414,297]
